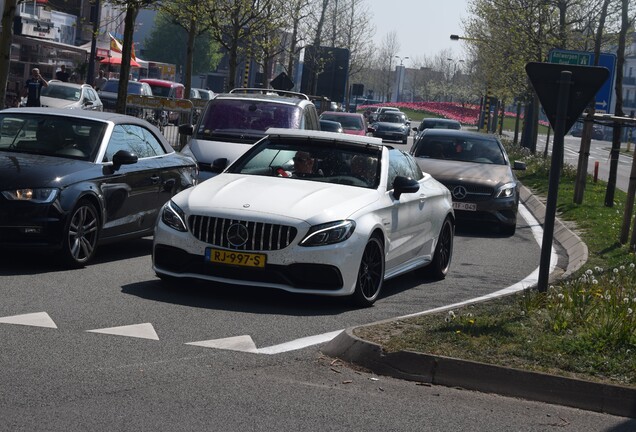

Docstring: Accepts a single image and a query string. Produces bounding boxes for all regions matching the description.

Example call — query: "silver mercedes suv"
[179,88,320,181]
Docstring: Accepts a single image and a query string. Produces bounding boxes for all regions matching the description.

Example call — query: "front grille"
[445,183,494,202]
[188,216,297,251]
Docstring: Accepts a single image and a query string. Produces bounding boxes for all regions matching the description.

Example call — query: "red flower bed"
[359,102,550,128]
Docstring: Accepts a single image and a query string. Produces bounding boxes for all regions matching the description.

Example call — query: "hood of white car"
[40,97,78,109]
[176,174,380,224]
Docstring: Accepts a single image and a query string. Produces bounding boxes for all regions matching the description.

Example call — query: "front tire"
[425,217,454,280]
[62,200,100,267]
[351,236,385,307]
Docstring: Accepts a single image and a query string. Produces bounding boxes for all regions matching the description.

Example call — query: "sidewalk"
[322,185,635,419]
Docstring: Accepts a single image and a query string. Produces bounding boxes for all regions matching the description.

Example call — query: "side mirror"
[178,124,194,136]
[392,176,420,200]
[112,150,138,171]
[212,157,228,172]
[513,161,527,171]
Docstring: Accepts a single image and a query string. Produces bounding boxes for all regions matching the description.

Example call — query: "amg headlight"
[495,183,516,199]
[161,200,188,232]
[1,188,58,203]
[300,220,356,247]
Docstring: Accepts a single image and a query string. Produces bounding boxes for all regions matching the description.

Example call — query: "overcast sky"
[367,0,471,63]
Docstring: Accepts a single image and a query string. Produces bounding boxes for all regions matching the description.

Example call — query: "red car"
[319,112,367,136]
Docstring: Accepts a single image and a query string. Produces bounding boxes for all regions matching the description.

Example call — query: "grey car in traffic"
[411,129,526,235]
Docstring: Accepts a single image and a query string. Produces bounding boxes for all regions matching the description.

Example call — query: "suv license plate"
[453,202,477,211]
[205,248,267,268]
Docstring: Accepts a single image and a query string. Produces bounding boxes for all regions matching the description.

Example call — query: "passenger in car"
[350,155,377,185]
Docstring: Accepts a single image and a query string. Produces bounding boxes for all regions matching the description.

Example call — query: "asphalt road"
[535,133,632,192]
[1,134,633,430]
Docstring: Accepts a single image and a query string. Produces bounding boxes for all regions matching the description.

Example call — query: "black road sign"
[270,72,294,91]
[525,62,609,132]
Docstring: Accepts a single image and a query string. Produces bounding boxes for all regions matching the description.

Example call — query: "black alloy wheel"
[352,236,385,307]
[426,217,454,280]
[62,200,100,267]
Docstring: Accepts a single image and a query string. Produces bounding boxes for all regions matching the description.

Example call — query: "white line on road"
[250,203,557,355]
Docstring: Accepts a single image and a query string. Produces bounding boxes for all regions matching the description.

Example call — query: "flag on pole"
[109,33,122,53]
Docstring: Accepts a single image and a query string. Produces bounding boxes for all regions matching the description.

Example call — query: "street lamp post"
[394,55,409,102]
[446,58,464,102]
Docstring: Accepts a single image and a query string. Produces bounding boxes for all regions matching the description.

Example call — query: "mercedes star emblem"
[226,223,249,247]
[452,185,468,200]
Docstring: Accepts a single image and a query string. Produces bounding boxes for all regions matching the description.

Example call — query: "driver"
[293,151,316,176]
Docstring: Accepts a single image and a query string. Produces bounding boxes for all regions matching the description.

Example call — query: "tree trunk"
[573,0,610,204]
[116,5,139,114]
[604,0,627,207]
[0,0,18,108]
[184,18,197,97]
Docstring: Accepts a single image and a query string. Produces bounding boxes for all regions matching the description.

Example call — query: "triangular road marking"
[87,323,159,340]
[0,312,57,329]
[186,335,258,353]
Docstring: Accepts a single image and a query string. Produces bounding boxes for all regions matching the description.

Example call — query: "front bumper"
[0,200,66,249]
[152,218,366,297]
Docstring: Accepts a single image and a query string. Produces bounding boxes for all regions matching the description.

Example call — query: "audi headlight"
[300,220,356,247]
[1,188,58,203]
[495,183,516,199]
[161,200,187,232]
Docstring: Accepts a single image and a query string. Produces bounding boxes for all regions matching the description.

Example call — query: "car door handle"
[150,175,160,184]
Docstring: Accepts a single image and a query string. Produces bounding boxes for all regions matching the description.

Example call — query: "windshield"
[101,80,146,94]
[228,139,382,189]
[197,99,302,138]
[320,114,363,130]
[414,135,506,165]
[40,85,80,101]
[378,113,406,123]
[147,84,171,97]
[0,113,106,161]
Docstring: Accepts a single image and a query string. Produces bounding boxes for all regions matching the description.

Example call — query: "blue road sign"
[591,53,616,112]
[548,49,616,113]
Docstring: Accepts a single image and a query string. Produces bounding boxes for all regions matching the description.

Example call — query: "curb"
[322,186,636,418]
[518,185,588,279]
[322,329,636,418]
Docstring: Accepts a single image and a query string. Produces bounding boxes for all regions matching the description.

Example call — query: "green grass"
[356,141,636,387]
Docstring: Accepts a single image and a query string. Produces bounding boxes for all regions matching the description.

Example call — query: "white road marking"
[256,330,344,355]
[0,312,57,329]
[0,205,562,356]
[186,335,258,353]
[87,323,159,340]
[230,203,558,355]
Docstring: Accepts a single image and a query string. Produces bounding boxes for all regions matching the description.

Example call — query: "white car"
[40,81,103,111]
[153,129,454,306]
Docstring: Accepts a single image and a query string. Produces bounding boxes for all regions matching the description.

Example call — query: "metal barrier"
[125,95,196,149]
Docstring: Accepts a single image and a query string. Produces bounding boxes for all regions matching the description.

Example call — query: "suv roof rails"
[228,88,310,101]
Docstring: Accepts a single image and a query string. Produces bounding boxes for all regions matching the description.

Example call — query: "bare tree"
[377,31,400,102]
[109,0,159,114]
[283,0,312,82]
[158,0,214,99]
[208,0,275,90]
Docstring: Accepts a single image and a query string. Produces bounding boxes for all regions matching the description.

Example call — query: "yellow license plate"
[205,248,267,268]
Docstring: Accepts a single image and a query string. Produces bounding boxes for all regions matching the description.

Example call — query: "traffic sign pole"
[537,71,572,292]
